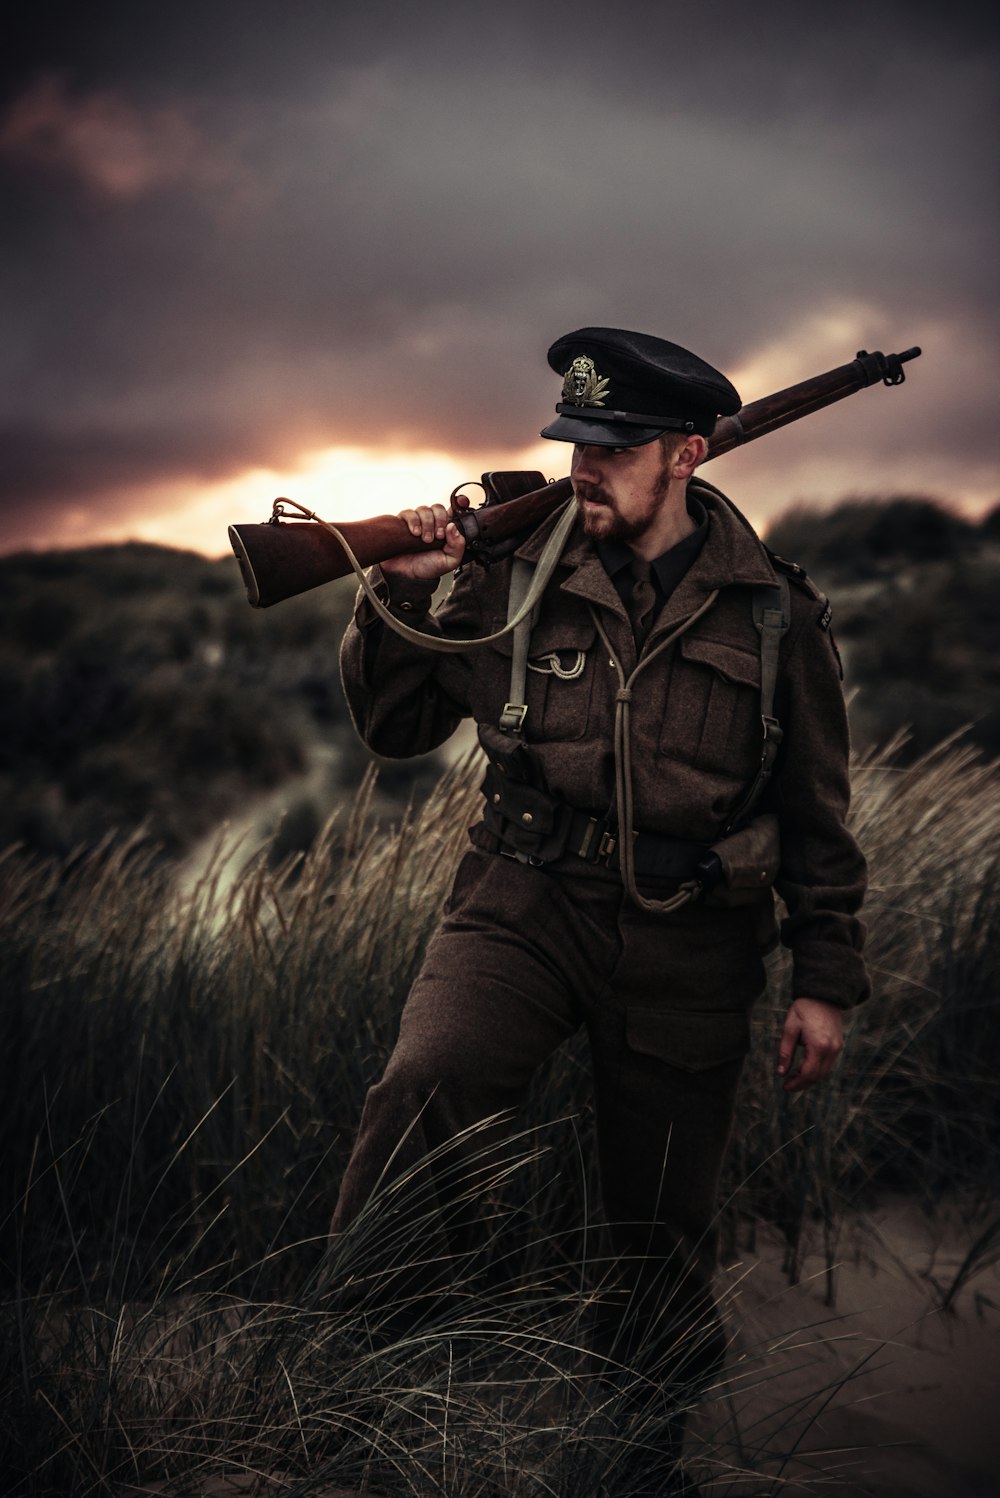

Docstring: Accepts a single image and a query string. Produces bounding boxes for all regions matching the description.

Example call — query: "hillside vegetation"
[0,543,445,859]
[766,496,1000,757]
[0,495,996,863]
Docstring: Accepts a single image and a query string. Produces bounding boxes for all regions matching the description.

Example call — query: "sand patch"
[695,1197,1000,1496]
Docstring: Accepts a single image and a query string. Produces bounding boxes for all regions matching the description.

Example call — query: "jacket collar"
[513,477,778,623]
[596,493,709,599]
[513,495,623,616]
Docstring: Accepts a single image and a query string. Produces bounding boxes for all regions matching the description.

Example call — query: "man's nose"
[572,443,606,476]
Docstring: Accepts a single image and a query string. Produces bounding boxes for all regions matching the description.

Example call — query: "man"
[332,327,868,1485]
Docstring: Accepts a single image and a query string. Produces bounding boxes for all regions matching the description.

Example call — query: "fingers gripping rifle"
[228,346,921,609]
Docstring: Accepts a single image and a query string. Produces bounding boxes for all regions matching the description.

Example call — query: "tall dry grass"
[721,732,1000,1291]
[1,739,998,1494]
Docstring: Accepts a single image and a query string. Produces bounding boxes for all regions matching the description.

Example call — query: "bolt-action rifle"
[229,346,920,609]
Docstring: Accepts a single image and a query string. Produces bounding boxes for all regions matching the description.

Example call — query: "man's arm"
[770,590,869,1088]
[339,503,477,758]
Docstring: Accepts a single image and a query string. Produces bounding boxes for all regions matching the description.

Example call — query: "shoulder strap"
[756,574,790,727]
[498,557,540,734]
[725,573,790,831]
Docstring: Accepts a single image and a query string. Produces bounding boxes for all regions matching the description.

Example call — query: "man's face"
[570,439,673,546]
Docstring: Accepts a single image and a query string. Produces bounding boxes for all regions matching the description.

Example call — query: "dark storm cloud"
[1,0,997,530]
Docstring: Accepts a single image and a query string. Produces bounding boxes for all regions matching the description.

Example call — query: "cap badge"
[562,355,610,408]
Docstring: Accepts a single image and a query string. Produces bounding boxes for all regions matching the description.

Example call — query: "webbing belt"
[484,790,709,879]
[563,809,708,878]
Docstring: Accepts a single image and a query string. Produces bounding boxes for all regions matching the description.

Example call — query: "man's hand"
[382,502,467,583]
[776,998,844,1093]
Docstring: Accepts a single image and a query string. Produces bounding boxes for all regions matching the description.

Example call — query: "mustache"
[574,480,614,506]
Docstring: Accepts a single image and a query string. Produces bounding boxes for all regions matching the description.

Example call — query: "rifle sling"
[281,496,578,654]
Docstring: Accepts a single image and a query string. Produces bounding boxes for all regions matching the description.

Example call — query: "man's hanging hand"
[776,997,844,1093]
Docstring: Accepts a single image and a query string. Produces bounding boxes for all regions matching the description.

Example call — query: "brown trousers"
[332,841,766,1381]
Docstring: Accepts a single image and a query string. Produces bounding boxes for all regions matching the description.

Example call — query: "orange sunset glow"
[31,417,998,564]
[1,5,995,559]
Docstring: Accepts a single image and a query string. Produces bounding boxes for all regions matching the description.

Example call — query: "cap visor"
[540,414,665,447]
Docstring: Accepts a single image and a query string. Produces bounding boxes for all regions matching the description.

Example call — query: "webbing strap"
[499,557,539,733]
[725,575,790,831]
[758,584,788,718]
[276,495,578,654]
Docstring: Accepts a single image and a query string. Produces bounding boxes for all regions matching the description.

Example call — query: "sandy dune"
[697,1198,1000,1496]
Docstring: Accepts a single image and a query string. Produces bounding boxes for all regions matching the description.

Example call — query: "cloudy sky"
[1,0,996,556]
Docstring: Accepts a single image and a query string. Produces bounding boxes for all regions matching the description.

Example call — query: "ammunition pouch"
[481,767,578,865]
[478,724,576,865]
[701,813,781,907]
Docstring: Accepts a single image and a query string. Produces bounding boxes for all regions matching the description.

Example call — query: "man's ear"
[671,434,708,480]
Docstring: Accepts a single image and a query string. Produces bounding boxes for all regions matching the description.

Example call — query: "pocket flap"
[680,633,759,689]
[625,1007,752,1073]
[489,612,596,659]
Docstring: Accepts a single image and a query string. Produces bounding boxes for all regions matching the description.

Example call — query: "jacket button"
[492,793,501,805]
[521,812,534,826]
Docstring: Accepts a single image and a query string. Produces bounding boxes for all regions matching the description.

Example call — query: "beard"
[575,474,668,545]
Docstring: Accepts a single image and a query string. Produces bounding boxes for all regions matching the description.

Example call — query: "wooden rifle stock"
[229,345,920,608]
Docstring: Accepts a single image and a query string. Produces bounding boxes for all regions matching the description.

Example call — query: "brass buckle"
[499,844,544,868]
[576,818,617,864]
[597,831,617,864]
[576,817,598,859]
[499,702,528,733]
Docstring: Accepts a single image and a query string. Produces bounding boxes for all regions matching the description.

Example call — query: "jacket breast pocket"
[489,614,597,741]
[660,633,761,773]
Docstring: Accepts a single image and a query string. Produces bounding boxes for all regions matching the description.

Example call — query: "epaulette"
[766,549,840,674]
[766,549,824,600]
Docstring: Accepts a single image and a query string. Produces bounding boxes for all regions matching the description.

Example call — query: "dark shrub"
[767,496,974,578]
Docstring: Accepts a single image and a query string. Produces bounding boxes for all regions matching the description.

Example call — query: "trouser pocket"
[624,1006,752,1071]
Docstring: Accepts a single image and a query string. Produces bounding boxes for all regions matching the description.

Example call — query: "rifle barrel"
[229,345,921,607]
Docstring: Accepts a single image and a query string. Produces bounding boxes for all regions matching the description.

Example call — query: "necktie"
[627,557,656,650]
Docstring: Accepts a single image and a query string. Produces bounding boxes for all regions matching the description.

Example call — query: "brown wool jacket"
[340,480,870,1010]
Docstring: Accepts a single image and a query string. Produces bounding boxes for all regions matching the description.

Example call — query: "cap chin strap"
[276,495,578,653]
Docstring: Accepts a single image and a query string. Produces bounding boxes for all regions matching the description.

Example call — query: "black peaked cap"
[541,326,741,447]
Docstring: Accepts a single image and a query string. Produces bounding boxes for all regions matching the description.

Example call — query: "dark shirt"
[597,495,708,621]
